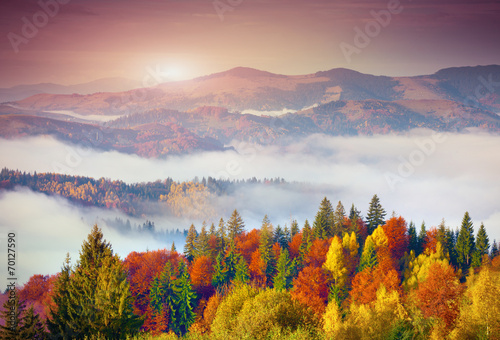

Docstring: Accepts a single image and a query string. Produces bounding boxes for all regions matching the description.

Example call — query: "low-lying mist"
[1,129,499,286]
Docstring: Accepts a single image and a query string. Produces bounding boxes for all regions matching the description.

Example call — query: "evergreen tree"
[183,224,197,262]
[48,225,141,339]
[233,254,250,285]
[456,212,476,271]
[491,240,499,258]
[408,221,418,253]
[349,203,362,221]
[283,225,291,245]
[194,224,210,259]
[472,223,490,267]
[0,289,24,339]
[225,247,237,281]
[358,238,377,272]
[172,270,197,336]
[290,219,300,238]
[216,218,227,250]
[274,225,287,249]
[19,305,47,339]
[149,262,177,331]
[209,222,216,236]
[171,242,177,253]
[298,220,312,263]
[226,209,245,244]
[212,251,229,289]
[365,195,386,235]
[273,248,292,291]
[259,219,276,282]
[333,201,346,236]
[313,197,334,240]
[417,222,427,255]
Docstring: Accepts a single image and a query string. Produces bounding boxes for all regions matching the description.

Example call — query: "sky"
[1,0,500,87]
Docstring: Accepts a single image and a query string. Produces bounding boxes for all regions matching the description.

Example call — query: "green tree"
[19,305,47,339]
[456,212,476,271]
[171,242,177,253]
[408,221,418,253]
[274,225,287,249]
[491,240,499,258]
[0,289,24,339]
[349,203,361,221]
[313,197,334,240]
[472,223,490,268]
[212,251,229,289]
[358,237,377,272]
[149,262,177,331]
[417,221,427,255]
[273,248,293,291]
[290,219,300,238]
[172,270,197,335]
[333,201,346,236]
[259,218,276,283]
[233,254,250,285]
[184,224,197,262]
[227,209,245,244]
[365,194,386,235]
[194,223,210,259]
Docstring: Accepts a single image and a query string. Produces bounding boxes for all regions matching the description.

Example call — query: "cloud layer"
[1,130,499,286]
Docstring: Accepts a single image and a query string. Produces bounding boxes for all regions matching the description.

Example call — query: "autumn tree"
[415,262,463,329]
[227,209,245,245]
[291,266,329,315]
[323,236,348,304]
[365,194,386,235]
[190,256,214,298]
[382,216,409,262]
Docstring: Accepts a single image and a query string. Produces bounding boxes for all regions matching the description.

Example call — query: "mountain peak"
[202,67,285,80]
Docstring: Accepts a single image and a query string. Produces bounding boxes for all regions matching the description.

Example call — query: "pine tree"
[184,224,197,262]
[313,197,334,240]
[172,270,197,336]
[456,212,476,271]
[19,305,47,339]
[408,221,418,253]
[212,251,229,289]
[227,209,245,244]
[290,219,300,238]
[299,220,312,263]
[273,248,292,291]
[417,222,427,255]
[233,254,250,285]
[217,218,227,250]
[225,247,237,282]
[472,223,490,267]
[491,240,499,258]
[209,222,216,236]
[259,219,276,283]
[0,289,24,339]
[358,237,377,272]
[333,201,346,236]
[365,194,386,235]
[194,224,210,259]
[274,225,287,249]
[171,242,177,253]
[283,225,291,245]
[349,203,361,221]
[149,262,177,332]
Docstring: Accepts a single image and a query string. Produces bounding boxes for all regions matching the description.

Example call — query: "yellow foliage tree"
[403,242,449,291]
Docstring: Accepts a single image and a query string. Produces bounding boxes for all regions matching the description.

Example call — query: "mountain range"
[0,65,499,157]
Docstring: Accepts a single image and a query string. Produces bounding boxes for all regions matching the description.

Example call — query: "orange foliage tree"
[304,238,331,268]
[235,229,260,264]
[382,216,409,262]
[249,249,267,287]
[190,256,215,298]
[288,232,302,260]
[424,226,439,254]
[415,262,464,329]
[291,265,329,315]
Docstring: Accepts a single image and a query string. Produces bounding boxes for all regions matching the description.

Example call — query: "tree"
[233,254,250,285]
[0,289,24,339]
[227,209,245,244]
[323,236,347,302]
[48,225,141,339]
[273,248,293,291]
[19,305,47,339]
[290,219,300,237]
[417,222,427,255]
[349,203,361,221]
[456,212,476,271]
[492,240,499,259]
[358,237,377,272]
[291,266,329,315]
[382,216,409,262]
[190,256,214,295]
[148,263,176,334]
[194,224,210,259]
[365,194,386,235]
[408,221,418,254]
[184,224,197,262]
[172,269,197,335]
[313,197,334,240]
[212,251,229,290]
[274,225,287,250]
[473,223,490,267]
[333,201,346,236]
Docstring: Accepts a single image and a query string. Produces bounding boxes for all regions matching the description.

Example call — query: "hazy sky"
[1,0,499,87]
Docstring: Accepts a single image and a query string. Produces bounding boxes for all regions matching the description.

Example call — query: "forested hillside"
[2,196,499,339]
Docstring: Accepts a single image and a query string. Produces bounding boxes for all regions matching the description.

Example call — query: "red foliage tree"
[424,226,439,254]
[190,256,215,298]
[416,262,464,329]
[272,242,282,262]
[249,249,267,287]
[304,238,331,268]
[288,233,302,260]
[21,274,56,320]
[124,249,183,315]
[291,265,329,315]
[235,229,260,264]
[382,216,409,261]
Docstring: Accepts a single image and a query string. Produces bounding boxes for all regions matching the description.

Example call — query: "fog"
[1,129,500,286]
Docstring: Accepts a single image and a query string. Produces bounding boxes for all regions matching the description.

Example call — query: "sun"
[158,65,185,82]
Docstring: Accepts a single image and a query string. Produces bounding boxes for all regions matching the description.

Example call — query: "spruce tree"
[313,197,334,240]
[349,203,361,221]
[417,222,427,255]
[290,219,300,238]
[172,270,197,336]
[408,221,418,253]
[259,219,276,282]
[171,242,177,253]
[217,218,227,250]
[233,254,250,285]
[358,238,377,272]
[226,209,245,244]
[333,201,346,236]
[298,220,312,263]
[184,224,197,262]
[194,224,210,259]
[365,194,386,235]
[273,248,292,291]
[212,251,229,290]
[491,240,499,258]
[19,305,47,339]
[472,223,489,267]
[274,225,287,249]
[455,212,476,271]
[0,289,24,339]
[149,262,177,332]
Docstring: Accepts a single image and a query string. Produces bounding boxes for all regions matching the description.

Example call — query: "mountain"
[7,65,500,117]
[0,77,143,103]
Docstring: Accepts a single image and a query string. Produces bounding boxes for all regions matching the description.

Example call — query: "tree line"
[1,195,499,339]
